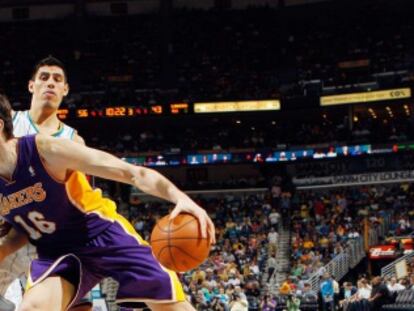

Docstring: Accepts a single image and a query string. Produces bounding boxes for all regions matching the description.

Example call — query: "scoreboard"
[57,103,190,120]
[56,100,280,120]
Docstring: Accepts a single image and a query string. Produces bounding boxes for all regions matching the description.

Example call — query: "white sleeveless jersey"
[12,110,75,139]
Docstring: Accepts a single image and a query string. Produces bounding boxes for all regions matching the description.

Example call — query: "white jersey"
[1,110,76,308]
[12,110,75,139]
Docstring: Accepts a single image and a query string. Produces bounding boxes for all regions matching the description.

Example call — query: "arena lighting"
[320,88,411,106]
[194,100,281,113]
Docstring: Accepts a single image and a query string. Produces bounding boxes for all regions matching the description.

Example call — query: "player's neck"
[29,107,60,129]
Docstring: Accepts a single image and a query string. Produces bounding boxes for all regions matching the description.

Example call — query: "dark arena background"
[1,0,414,310]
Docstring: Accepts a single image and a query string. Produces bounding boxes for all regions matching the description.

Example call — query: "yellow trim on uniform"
[25,266,34,292]
[65,171,148,246]
[63,171,184,300]
[166,268,186,301]
[65,172,117,214]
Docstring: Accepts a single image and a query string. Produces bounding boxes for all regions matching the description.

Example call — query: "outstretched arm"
[36,134,215,244]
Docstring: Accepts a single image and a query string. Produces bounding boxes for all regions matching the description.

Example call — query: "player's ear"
[63,83,69,97]
[0,119,4,138]
[28,80,34,94]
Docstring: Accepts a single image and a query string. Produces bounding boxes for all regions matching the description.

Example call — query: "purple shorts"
[26,221,185,309]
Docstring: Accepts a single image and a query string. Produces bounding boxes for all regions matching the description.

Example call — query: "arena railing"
[381,251,414,279]
[307,212,392,292]
[307,237,364,291]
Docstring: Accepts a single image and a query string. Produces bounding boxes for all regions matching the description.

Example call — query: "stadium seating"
[382,289,414,311]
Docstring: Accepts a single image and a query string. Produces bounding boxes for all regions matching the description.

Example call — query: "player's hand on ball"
[170,196,216,245]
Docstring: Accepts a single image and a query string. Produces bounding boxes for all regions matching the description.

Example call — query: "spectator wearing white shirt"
[227,274,241,287]
[229,292,248,311]
[356,279,372,300]
[387,277,406,293]
[268,227,279,253]
[269,208,281,231]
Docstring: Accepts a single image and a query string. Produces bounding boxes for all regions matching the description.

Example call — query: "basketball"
[150,213,211,272]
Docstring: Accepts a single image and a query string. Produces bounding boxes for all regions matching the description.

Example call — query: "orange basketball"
[150,213,211,272]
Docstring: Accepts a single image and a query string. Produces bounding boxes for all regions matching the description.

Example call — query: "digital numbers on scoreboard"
[57,109,69,120]
[73,102,190,119]
[170,103,189,114]
[75,105,166,119]
[105,106,127,117]
[77,109,89,118]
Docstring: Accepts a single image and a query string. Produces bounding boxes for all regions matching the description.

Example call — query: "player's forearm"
[39,135,189,203]
[131,167,187,204]
[0,228,28,261]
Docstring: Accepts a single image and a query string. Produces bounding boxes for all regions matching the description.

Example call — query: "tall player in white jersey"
[0,56,87,311]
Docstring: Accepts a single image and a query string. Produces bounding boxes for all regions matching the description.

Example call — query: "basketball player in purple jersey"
[0,57,89,311]
[0,95,215,310]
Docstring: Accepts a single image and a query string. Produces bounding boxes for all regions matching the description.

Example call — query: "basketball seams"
[156,217,197,233]
[170,245,207,263]
[167,218,179,272]
[156,245,169,261]
[156,245,206,272]
[151,214,211,272]
[150,237,209,243]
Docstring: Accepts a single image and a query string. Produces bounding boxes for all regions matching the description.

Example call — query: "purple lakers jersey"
[0,135,144,254]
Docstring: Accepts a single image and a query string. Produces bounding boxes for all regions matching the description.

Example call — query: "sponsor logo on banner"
[294,170,414,188]
[320,88,411,106]
[369,245,397,260]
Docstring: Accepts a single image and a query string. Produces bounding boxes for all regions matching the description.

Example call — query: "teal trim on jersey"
[70,128,75,139]
[12,110,18,122]
[27,111,39,133]
[27,111,64,137]
[52,125,64,137]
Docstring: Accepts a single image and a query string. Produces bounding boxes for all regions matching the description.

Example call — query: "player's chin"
[42,100,60,110]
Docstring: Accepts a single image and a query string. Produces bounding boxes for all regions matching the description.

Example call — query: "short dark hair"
[31,56,68,82]
[0,94,13,140]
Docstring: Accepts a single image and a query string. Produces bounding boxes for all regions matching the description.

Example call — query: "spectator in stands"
[339,282,357,311]
[268,227,278,254]
[356,278,372,301]
[269,208,281,231]
[320,273,335,311]
[332,276,340,307]
[301,282,318,301]
[210,295,226,311]
[368,276,391,310]
[387,276,406,293]
[260,294,276,311]
[285,294,301,311]
[194,290,209,310]
[280,278,293,295]
[266,254,277,283]
[229,292,248,311]
[345,278,371,311]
